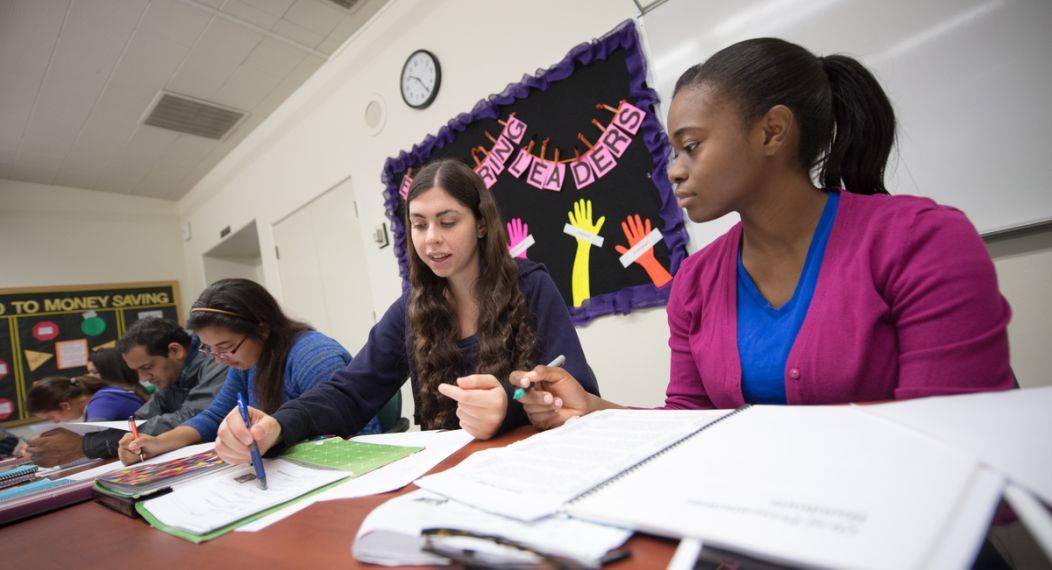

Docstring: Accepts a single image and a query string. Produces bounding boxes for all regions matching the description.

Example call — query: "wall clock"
[400,49,441,109]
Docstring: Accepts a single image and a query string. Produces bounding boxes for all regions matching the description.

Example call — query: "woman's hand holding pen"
[117,432,162,465]
[511,365,598,430]
[437,374,507,441]
[215,405,281,465]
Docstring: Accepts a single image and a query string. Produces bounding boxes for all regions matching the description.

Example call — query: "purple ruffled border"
[380,20,687,326]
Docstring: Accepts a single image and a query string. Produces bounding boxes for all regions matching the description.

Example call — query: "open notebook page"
[415,409,731,521]
[141,458,347,535]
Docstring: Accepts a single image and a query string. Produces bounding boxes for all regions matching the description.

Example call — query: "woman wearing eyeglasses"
[116,278,380,464]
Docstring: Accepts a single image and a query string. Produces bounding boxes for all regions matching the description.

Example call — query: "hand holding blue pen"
[236,393,268,491]
[513,354,566,399]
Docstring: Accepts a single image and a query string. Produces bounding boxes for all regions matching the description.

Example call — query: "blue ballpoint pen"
[236,392,268,490]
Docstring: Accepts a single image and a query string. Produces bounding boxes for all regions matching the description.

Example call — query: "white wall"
[0,179,189,309]
[175,0,674,407]
[987,229,1052,388]
[174,0,1050,411]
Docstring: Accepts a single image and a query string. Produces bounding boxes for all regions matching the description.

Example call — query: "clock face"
[400,50,441,109]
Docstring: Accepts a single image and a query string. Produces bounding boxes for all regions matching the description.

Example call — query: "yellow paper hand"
[567,199,605,307]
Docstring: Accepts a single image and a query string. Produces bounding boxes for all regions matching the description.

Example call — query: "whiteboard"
[639,0,1052,251]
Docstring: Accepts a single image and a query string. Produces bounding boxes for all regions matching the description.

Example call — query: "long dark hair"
[674,37,895,195]
[405,160,538,429]
[185,279,311,413]
[89,347,149,401]
[26,375,129,415]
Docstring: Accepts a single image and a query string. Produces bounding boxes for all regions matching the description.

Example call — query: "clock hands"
[401,51,439,108]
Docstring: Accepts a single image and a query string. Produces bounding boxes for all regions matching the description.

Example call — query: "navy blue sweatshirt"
[271,259,598,449]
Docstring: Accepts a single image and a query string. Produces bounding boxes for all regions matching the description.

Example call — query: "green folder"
[136,475,352,544]
[282,437,423,473]
[136,438,424,543]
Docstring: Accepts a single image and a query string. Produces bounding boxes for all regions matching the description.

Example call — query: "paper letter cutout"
[526,159,552,190]
[543,162,565,192]
[599,124,632,157]
[508,149,533,178]
[570,160,595,190]
[475,163,498,188]
[588,145,617,178]
[504,116,528,144]
[484,153,505,175]
[399,174,413,200]
[490,135,515,166]
[613,101,646,135]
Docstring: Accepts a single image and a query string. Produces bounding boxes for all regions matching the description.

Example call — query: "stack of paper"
[856,387,1052,506]
[414,406,1008,570]
[139,458,349,540]
[136,437,440,541]
[354,489,631,568]
[856,387,1052,560]
[416,410,732,521]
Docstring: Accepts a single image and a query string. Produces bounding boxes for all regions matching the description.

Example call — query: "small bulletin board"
[0,281,181,425]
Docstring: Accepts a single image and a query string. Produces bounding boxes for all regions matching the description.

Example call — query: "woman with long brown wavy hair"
[211,159,599,463]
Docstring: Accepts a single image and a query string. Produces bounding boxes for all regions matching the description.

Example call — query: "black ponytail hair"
[673,38,895,195]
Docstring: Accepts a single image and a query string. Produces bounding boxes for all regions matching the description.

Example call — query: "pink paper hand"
[506,217,530,258]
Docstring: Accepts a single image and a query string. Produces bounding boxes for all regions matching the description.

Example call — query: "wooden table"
[2,427,677,569]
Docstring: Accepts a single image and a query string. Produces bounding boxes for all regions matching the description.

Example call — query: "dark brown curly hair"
[405,160,537,429]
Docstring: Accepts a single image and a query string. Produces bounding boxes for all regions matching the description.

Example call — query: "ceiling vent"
[327,0,360,9]
[142,92,246,140]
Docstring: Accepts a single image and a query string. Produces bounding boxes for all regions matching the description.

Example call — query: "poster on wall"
[0,281,181,425]
[381,21,688,325]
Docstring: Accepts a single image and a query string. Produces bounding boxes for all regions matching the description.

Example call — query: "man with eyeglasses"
[26,318,227,466]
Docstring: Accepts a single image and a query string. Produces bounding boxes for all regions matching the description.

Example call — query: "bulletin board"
[0,281,181,425]
[382,21,688,325]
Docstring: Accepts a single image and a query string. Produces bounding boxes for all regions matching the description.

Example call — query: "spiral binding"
[0,465,39,490]
[568,405,752,505]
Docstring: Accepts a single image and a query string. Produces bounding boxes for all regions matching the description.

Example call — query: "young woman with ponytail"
[211,160,597,466]
[517,38,1014,427]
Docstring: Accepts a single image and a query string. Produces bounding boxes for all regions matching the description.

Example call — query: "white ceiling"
[0,0,387,201]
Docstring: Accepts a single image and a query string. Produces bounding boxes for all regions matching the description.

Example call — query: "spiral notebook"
[415,409,737,521]
[417,407,988,570]
[0,465,39,490]
[95,450,229,498]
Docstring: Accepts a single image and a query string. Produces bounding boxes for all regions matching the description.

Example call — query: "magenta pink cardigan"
[664,191,1014,409]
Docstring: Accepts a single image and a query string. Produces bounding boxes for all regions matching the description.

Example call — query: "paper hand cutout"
[567,199,605,307]
[615,214,672,287]
[507,218,531,259]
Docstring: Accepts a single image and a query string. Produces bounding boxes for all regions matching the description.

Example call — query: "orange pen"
[128,416,145,463]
